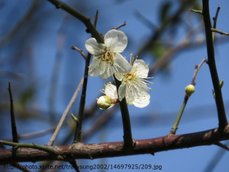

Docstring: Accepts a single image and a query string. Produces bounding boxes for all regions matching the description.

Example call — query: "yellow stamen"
[101,50,114,64]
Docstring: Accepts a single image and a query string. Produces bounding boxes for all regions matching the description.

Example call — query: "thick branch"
[202,0,228,129]
[0,125,229,164]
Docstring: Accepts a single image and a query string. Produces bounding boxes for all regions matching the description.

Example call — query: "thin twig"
[169,59,206,135]
[8,83,18,143]
[211,28,229,36]
[47,0,103,43]
[73,54,91,143]
[191,58,207,85]
[112,21,127,30]
[48,19,67,124]
[134,10,157,30]
[19,128,55,140]
[72,45,87,60]
[136,1,195,56]
[202,0,228,129]
[73,10,99,143]
[48,78,84,146]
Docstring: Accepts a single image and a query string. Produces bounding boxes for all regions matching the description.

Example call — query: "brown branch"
[0,125,229,164]
[47,0,103,43]
[202,0,228,129]
[74,11,98,143]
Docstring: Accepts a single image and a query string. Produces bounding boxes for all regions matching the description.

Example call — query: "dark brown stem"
[202,0,228,129]
[114,78,134,148]
[74,11,98,143]
[74,54,91,142]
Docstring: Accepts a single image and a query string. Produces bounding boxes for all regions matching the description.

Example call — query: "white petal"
[118,83,126,101]
[85,38,105,55]
[99,62,113,79]
[113,54,131,73]
[132,59,149,78]
[132,92,150,108]
[104,29,127,52]
[89,58,104,76]
[105,83,118,99]
[134,79,150,93]
[125,84,138,104]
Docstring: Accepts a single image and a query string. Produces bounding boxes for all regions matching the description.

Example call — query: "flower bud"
[185,84,195,96]
[97,96,113,110]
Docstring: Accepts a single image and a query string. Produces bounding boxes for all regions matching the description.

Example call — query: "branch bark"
[0,125,229,164]
[202,0,228,129]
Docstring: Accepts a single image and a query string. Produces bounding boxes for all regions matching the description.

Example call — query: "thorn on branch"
[94,10,99,28]
[68,160,80,172]
[8,82,18,143]
[215,142,229,151]
[213,6,221,28]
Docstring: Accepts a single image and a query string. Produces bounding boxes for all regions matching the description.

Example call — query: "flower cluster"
[85,29,151,109]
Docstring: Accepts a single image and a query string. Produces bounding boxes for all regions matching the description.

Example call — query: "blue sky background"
[0,0,229,172]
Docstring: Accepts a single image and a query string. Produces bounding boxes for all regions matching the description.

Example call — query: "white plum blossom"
[115,59,151,108]
[97,82,118,110]
[85,29,131,79]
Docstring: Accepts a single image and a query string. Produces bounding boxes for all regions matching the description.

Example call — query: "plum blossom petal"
[117,59,151,108]
[104,29,128,52]
[85,29,130,79]
[85,38,105,55]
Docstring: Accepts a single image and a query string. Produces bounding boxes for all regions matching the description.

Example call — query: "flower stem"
[114,77,134,148]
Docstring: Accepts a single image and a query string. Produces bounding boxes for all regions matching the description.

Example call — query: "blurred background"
[0,0,229,171]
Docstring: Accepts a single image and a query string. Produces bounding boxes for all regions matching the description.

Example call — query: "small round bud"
[97,96,113,110]
[185,84,195,96]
